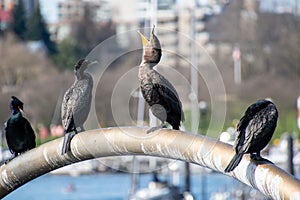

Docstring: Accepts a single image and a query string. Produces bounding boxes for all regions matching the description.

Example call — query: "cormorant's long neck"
[138,62,157,81]
[75,71,89,81]
[140,60,157,69]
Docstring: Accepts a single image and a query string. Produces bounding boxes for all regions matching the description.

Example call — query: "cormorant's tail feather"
[61,132,74,155]
[224,153,243,173]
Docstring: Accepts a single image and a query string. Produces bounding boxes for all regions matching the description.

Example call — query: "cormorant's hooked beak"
[150,25,161,49]
[87,60,98,67]
[138,25,156,47]
[150,25,155,41]
[18,106,25,115]
[83,60,98,71]
[138,31,149,46]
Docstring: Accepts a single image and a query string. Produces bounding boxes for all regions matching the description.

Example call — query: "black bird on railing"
[5,96,36,161]
[224,99,278,173]
[138,26,184,133]
[61,58,96,155]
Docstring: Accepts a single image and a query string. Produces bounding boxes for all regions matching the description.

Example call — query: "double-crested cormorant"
[224,99,278,172]
[5,96,36,160]
[61,58,96,155]
[138,26,184,133]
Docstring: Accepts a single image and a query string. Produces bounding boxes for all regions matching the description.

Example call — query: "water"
[3,173,241,200]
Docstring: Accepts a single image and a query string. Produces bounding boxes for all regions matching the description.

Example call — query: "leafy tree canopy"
[10,0,26,40]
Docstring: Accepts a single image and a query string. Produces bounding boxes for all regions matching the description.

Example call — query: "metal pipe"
[0,127,299,199]
[287,133,294,175]
[184,161,190,192]
[187,3,199,193]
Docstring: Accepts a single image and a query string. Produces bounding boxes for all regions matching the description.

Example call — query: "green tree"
[26,2,57,54]
[10,0,27,40]
[72,4,98,56]
[72,4,115,57]
[53,39,79,70]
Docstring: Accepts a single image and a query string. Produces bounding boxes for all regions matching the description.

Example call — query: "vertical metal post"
[234,59,241,84]
[232,45,241,84]
[297,93,300,130]
[199,101,207,199]
[186,1,198,194]
[137,92,145,127]
[184,162,190,192]
[190,6,199,134]
[287,134,294,175]
[132,0,158,195]
[130,156,140,195]
[0,128,3,163]
[150,0,157,26]
[131,91,145,195]
[149,0,158,128]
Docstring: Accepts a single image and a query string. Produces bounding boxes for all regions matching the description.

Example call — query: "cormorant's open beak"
[138,31,149,46]
[150,25,155,41]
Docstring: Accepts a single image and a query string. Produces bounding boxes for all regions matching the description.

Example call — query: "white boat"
[130,179,183,200]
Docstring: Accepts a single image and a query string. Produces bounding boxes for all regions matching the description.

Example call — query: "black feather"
[224,99,278,172]
[61,59,93,155]
[139,27,184,133]
[224,153,243,173]
[5,96,36,159]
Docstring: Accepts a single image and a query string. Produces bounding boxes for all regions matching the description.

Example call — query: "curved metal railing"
[0,127,299,199]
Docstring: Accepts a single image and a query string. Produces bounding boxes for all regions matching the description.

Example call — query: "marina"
[3,172,259,200]
[0,0,300,199]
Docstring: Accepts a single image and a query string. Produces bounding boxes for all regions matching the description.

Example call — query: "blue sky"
[38,0,300,24]
[39,0,61,23]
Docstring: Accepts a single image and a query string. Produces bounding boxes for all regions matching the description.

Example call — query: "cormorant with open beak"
[224,99,278,172]
[61,58,96,155]
[5,96,36,161]
[138,26,184,133]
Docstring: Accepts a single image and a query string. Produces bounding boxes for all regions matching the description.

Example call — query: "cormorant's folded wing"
[235,112,264,153]
[154,82,185,121]
[61,87,77,130]
[4,119,14,154]
[23,118,36,149]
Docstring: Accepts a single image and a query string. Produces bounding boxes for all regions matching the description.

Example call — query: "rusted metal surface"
[0,127,299,199]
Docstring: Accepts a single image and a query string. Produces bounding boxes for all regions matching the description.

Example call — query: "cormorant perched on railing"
[5,96,36,161]
[224,99,278,173]
[61,58,97,155]
[138,26,184,133]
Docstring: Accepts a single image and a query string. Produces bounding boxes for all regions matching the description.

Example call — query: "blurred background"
[0,0,300,199]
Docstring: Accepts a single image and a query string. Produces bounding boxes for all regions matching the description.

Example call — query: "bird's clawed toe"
[4,160,10,164]
[4,156,15,164]
[250,154,272,164]
[146,127,160,134]
[146,124,167,134]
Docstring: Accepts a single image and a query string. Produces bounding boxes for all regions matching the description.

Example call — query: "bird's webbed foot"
[146,124,167,134]
[250,153,273,164]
